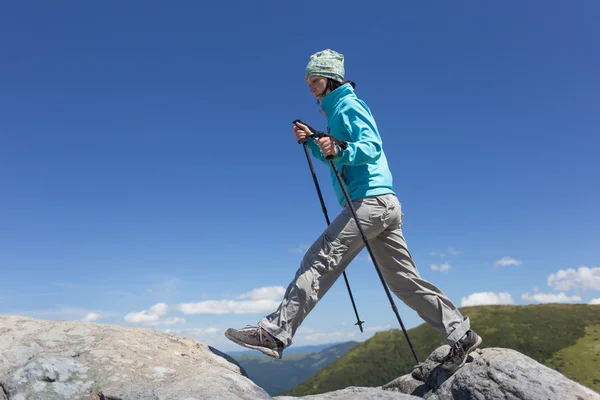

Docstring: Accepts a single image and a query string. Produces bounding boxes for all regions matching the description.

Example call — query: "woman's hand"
[316,136,337,158]
[292,122,311,143]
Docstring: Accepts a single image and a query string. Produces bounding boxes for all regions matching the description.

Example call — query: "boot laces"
[446,340,465,362]
[241,325,266,342]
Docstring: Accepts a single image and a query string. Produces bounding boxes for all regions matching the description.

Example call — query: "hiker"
[225,49,482,373]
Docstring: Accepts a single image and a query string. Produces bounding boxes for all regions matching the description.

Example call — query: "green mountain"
[283,304,600,396]
[232,341,358,396]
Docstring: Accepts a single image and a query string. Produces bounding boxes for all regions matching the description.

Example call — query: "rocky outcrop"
[384,345,600,400]
[1,315,598,399]
[275,387,420,399]
[0,315,270,399]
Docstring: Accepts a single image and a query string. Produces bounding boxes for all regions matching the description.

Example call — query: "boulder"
[0,315,271,399]
[383,345,600,400]
[275,386,420,399]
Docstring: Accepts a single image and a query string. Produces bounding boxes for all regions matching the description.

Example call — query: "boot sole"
[224,330,283,359]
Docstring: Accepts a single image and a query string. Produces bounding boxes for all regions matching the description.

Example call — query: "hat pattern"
[305,49,345,83]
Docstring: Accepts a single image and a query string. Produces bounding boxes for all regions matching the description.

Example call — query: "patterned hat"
[304,49,345,82]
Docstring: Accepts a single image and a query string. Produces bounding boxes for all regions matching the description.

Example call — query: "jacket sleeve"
[336,104,382,166]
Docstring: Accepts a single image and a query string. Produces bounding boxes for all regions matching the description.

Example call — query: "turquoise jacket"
[306,83,395,206]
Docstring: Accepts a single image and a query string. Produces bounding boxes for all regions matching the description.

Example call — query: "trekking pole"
[293,119,420,364]
[294,121,365,333]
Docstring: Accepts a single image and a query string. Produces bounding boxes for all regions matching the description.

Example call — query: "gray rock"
[275,386,421,400]
[385,345,600,400]
[3,315,598,400]
[0,315,271,400]
[409,345,450,383]
[382,375,426,398]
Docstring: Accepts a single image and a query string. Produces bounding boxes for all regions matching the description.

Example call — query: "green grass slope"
[283,304,600,396]
[233,341,358,396]
[546,324,600,391]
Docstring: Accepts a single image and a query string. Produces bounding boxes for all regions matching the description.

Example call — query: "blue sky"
[1,1,599,353]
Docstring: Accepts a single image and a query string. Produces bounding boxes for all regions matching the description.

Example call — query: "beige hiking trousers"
[258,193,470,348]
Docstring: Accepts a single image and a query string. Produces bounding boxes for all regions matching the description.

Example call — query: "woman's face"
[306,75,328,101]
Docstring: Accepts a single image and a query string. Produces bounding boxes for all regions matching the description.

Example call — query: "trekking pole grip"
[293,119,348,158]
[293,119,316,144]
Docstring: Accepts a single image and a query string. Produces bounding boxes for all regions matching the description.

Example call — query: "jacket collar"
[321,83,354,115]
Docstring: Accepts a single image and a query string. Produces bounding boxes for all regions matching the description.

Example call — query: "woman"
[225,49,481,374]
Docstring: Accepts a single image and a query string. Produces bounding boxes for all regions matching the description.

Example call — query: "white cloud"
[547,266,600,292]
[461,292,515,307]
[365,325,391,333]
[82,312,102,322]
[177,299,280,315]
[522,292,582,304]
[431,262,452,272]
[177,286,285,315]
[297,327,316,334]
[124,303,169,324]
[589,298,600,305]
[15,306,116,322]
[447,247,462,256]
[147,278,181,295]
[495,256,523,267]
[237,286,285,301]
[103,290,136,297]
[289,244,310,253]
[297,330,359,344]
[124,302,185,326]
[144,317,186,327]
[431,248,461,259]
[185,327,220,336]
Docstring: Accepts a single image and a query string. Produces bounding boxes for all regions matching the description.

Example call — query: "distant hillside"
[232,341,358,396]
[283,304,600,396]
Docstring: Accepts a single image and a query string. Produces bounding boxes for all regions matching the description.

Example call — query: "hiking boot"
[224,325,284,359]
[441,330,482,374]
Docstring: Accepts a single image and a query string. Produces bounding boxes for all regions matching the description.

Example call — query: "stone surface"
[275,386,420,400]
[2,315,598,400]
[0,315,271,400]
[382,375,426,398]
[384,345,600,400]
